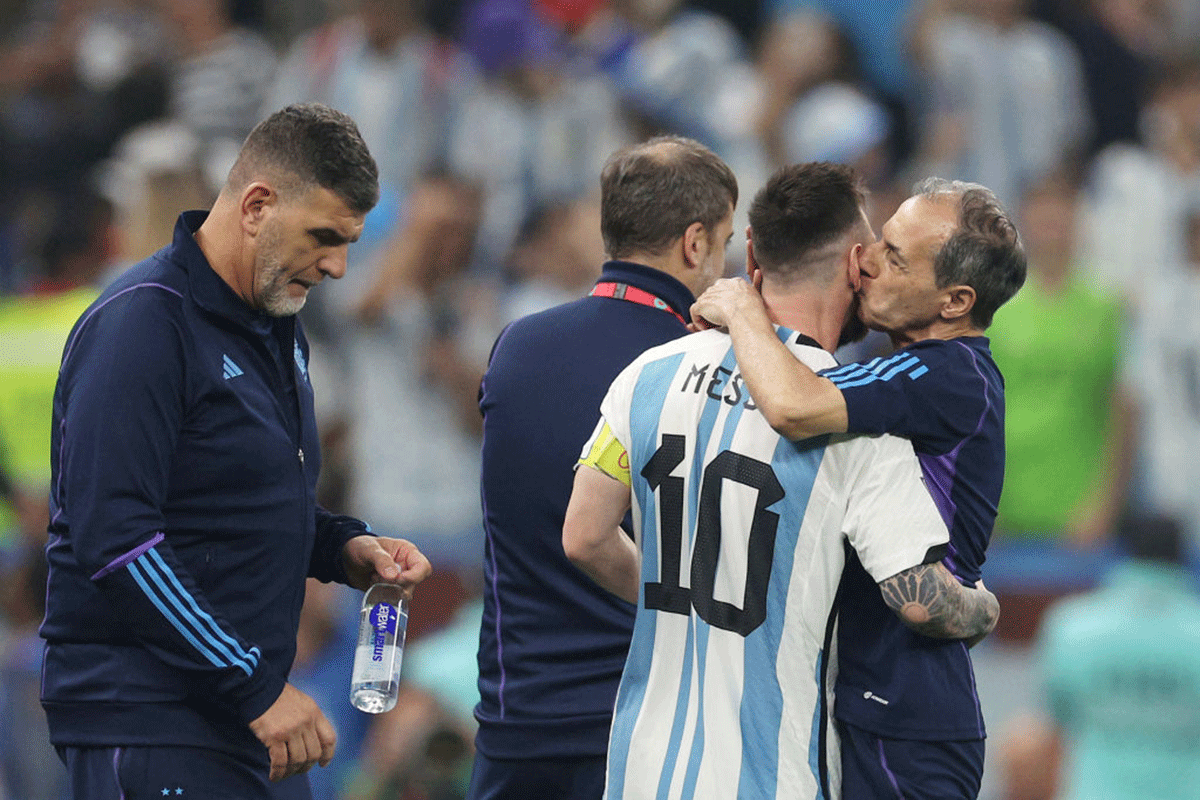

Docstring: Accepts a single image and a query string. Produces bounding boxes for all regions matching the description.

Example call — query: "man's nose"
[858,245,881,278]
[319,247,348,280]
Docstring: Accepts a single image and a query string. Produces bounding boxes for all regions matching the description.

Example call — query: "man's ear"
[848,243,863,292]
[942,284,977,321]
[681,220,708,270]
[745,229,758,278]
[240,183,275,236]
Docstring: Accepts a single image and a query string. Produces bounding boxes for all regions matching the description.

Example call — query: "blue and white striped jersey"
[585,327,949,800]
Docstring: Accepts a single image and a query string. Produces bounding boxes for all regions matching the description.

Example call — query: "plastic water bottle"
[350,583,408,713]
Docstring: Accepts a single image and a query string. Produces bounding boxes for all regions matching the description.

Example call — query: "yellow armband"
[577,421,631,487]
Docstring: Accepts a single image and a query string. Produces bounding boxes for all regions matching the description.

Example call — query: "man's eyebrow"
[308,227,358,246]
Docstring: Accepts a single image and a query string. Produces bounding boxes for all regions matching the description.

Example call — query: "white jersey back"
[590,328,948,800]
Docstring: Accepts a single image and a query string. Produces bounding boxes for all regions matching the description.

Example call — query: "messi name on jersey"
[678,362,758,411]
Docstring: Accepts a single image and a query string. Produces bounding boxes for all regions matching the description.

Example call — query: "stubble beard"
[254,227,306,318]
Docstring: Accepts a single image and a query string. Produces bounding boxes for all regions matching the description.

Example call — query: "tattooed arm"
[878,563,999,647]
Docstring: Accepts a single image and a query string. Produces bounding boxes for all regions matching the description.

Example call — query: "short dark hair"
[916,177,1026,329]
[229,103,380,214]
[749,162,867,281]
[600,135,737,259]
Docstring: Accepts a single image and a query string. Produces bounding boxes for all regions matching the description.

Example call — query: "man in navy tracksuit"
[467,136,738,800]
[40,104,432,799]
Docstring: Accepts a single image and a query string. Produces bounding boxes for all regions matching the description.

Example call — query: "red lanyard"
[590,282,688,327]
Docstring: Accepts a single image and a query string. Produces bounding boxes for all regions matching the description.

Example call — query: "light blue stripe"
[830,355,922,390]
[127,560,226,669]
[736,434,826,798]
[663,344,735,794]
[656,618,697,800]
[145,549,259,669]
[878,356,920,382]
[908,364,929,380]
[138,552,255,675]
[821,355,884,380]
[826,352,913,386]
[608,353,683,800]
[679,615,711,798]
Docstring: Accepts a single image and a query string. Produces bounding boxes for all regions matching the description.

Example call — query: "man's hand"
[342,535,433,594]
[690,276,764,331]
[249,683,337,782]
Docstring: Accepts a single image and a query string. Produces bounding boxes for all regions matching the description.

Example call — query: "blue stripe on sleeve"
[136,552,256,675]
[127,559,228,671]
[829,355,922,389]
[820,355,883,380]
[145,549,260,668]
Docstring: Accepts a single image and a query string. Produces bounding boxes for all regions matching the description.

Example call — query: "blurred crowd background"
[0,0,1198,798]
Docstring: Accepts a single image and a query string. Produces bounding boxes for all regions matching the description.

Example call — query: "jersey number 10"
[641,433,784,637]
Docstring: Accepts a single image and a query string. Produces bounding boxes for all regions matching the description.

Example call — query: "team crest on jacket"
[294,339,309,384]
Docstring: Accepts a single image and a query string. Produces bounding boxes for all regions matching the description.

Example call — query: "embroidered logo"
[222,354,243,380]
[293,339,309,383]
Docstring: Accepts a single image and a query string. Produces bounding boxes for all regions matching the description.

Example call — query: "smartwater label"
[369,603,397,661]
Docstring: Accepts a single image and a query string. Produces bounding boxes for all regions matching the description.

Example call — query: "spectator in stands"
[763,0,920,169]
[0,190,117,552]
[1081,52,1200,309]
[989,173,1135,547]
[156,0,277,185]
[754,11,891,184]
[911,0,1090,209]
[452,0,630,271]
[1121,205,1200,555]
[1033,514,1200,798]
[265,0,479,206]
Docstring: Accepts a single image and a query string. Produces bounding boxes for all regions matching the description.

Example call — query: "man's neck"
[617,251,697,296]
[888,318,983,347]
[760,288,846,354]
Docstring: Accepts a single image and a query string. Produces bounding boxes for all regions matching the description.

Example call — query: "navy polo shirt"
[821,336,1005,740]
[475,260,695,759]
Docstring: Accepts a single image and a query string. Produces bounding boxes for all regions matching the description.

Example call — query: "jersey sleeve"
[820,341,988,455]
[59,290,285,722]
[839,433,951,582]
[589,354,644,454]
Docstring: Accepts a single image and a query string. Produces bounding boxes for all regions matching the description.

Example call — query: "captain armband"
[577,421,632,488]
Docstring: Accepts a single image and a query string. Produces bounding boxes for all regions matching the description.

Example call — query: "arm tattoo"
[878,563,999,641]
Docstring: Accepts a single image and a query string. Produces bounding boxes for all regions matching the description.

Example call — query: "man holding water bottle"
[39,104,432,800]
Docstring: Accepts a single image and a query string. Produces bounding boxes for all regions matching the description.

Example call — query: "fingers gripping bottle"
[350,583,408,713]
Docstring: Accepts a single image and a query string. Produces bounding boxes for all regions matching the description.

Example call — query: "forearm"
[563,525,640,605]
[724,307,847,440]
[563,465,639,604]
[878,563,999,645]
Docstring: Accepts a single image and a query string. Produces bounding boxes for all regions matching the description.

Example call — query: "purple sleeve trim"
[91,532,166,580]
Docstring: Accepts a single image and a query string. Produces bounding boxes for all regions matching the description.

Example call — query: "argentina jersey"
[585,327,950,800]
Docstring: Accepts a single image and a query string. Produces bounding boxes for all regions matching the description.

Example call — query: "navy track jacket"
[40,211,370,758]
[475,260,696,759]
